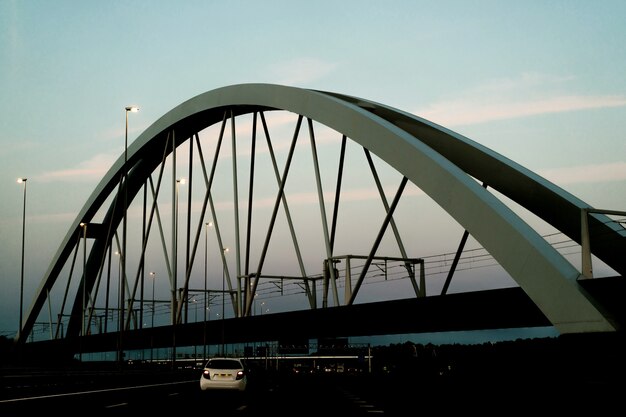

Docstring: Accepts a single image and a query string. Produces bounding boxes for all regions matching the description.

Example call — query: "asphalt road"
[1,371,387,416]
[1,367,622,416]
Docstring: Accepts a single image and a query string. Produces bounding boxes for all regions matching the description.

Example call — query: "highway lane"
[1,368,622,415]
[0,371,395,416]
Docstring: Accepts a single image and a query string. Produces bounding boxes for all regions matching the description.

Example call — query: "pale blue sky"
[1,1,625,340]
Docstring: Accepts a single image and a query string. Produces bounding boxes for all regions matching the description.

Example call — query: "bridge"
[12,84,626,361]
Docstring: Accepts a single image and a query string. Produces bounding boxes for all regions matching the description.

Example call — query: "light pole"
[114,250,122,332]
[221,247,229,355]
[173,178,185,325]
[150,272,156,328]
[80,223,88,337]
[148,271,156,363]
[204,221,213,359]
[121,105,138,347]
[17,178,27,337]
[114,250,124,362]
[249,282,255,316]
[192,297,198,359]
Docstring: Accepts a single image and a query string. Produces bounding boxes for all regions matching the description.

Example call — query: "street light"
[115,251,122,332]
[122,105,138,343]
[80,222,88,337]
[204,221,213,359]
[221,247,229,355]
[204,221,213,322]
[17,178,27,337]
[150,272,156,328]
[125,106,139,166]
[173,178,185,325]
[249,283,258,316]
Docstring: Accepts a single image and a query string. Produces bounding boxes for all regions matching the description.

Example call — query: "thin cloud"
[538,161,626,185]
[418,95,626,126]
[269,57,337,86]
[36,153,116,183]
[414,73,626,126]
[207,186,426,211]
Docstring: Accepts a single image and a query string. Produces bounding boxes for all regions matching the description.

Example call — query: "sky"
[1,0,625,344]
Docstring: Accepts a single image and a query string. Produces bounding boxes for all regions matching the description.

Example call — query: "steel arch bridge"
[17,83,625,345]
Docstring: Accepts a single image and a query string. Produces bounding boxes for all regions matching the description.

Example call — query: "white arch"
[23,84,618,343]
[146,83,615,334]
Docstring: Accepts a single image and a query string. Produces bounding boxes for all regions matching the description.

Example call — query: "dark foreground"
[1,332,624,415]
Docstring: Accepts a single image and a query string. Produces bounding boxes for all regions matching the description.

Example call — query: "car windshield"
[206,359,242,369]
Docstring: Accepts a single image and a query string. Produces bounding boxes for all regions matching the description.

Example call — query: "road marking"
[105,403,128,408]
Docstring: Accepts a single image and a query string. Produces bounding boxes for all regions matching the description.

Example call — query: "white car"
[199,357,248,391]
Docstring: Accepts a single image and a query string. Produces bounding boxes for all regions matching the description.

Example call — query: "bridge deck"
[19,276,623,359]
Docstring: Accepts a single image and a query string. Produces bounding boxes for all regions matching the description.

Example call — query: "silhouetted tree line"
[369,332,625,389]
[2,331,624,384]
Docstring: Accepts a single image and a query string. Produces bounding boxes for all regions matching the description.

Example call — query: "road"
[0,370,391,416]
[1,366,622,415]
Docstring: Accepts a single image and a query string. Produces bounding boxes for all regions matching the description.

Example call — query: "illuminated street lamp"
[204,221,213,322]
[115,251,122,331]
[221,247,229,355]
[173,178,185,325]
[124,106,139,164]
[150,272,156,328]
[204,221,213,359]
[222,247,229,316]
[169,177,185,368]
[249,283,258,316]
[79,221,88,362]
[79,222,88,336]
[17,178,27,337]
[122,105,138,340]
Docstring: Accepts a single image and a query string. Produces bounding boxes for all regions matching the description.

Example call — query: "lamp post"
[173,178,185,325]
[17,178,27,337]
[221,247,229,355]
[114,249,124,363]
[121,105,138,344]
[80,223,88,337]
[114,250,122,332]
[150,272,156,327]
[148,271,156,363]
[191,297,198,359]
[248,282,254,316]
[204,221,213,359]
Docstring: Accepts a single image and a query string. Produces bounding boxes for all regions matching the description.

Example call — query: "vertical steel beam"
[308,118,340,306]
[230,110,242,317]
[244,113,258,316]
[344,257,352,305]
[171,132,177,325]
[581,208,593,279]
